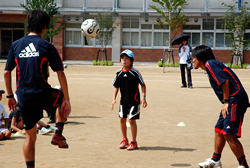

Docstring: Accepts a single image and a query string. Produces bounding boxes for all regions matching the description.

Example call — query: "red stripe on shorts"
[215,128,226,135]
[230,103,237,122]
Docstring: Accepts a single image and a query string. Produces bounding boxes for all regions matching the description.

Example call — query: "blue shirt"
[5,35,63,107]
[205,60,249,106]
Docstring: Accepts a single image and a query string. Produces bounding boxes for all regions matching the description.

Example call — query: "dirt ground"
[0,63,250,168]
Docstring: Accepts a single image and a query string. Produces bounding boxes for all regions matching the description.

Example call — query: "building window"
[183,26,201,47]
[203,19,214,30]
[141,32,152,47]
[202,32,214,48]
[64,21,110,47]
[216,19,224,29]
[122,18,140,47]
[245,33,250,49]
[122,18,169,48]
[154,32,169,47]
[183,19,234,48]
[65,23,82,45]
[0,22,25,57]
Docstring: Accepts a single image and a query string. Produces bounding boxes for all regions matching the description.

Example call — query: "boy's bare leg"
[129,119,137,142]
[52,107,69,148]
[56,105,67,122]
[214,132,226,154]
[120,118,127,139]
[23,125,37,162]
[3,130,11,139]
[224,134,245,158]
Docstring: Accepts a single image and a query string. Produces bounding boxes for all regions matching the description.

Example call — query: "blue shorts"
[119,104,140,120]
[215,103,247,138]
[19,88,64,130]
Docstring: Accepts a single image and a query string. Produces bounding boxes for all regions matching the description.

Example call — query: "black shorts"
[119,104,140,120]
[215,103,247,138]
[19,88,64,130]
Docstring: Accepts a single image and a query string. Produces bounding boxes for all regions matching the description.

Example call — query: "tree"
[95,10,117,61]
[149,0,188,49]
[220,0,250,65]
[20,0,65,43]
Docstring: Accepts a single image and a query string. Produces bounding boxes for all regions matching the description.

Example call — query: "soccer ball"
[63,63,67,68]
[81,19,100,38]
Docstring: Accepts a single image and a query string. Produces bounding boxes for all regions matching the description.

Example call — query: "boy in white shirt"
[0,90,11,140]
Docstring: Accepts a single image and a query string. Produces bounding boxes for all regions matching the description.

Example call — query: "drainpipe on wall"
[238,0,241,10]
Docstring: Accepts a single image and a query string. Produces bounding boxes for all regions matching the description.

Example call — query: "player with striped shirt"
[111,49,147,150]
[192,45,249,168]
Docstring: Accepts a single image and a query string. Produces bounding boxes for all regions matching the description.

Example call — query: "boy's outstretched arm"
[141,83,147,108]
[56,70,71,118]
[111,87,119,110]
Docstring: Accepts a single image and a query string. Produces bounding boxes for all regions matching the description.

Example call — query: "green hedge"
[225,63,247,69]
[93,60,114,66]
[158,60,179,67]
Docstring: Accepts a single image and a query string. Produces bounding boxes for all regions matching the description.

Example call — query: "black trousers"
[180,64,192,87]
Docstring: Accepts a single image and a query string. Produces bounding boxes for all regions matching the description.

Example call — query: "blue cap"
[120,49,134,58]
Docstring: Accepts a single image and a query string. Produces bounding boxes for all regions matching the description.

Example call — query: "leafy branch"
[20,0,65,42]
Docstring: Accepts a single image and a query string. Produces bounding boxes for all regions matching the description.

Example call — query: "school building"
[0,0,250,63]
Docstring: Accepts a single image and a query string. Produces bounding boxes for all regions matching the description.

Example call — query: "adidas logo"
[226,126,230,129]
[19,43,39,58]
[123,74,127,77]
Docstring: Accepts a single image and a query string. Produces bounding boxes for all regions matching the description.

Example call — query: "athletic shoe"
[48,125,58,132]
[38,127,52,135]
[181,85,187,88]
[238,166,250,168]
[199,158,221,168]
[188,86,193,89]
[119,138,128,149]
[51,133,68,148]
[127,141,138,150]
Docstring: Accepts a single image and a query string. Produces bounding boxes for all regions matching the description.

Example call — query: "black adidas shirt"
[112,67,144,106]
[5,35,63,107]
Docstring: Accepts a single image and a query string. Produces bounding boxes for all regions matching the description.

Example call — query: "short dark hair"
[27,9,50,34]
[192,45,215,65]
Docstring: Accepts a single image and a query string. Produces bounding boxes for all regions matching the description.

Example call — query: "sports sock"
[211,152,221,161]
[37,125,42,130]
[56,122,64,136]
[237,155,249,167]
[45,125,50,129]
[26,161,35,168]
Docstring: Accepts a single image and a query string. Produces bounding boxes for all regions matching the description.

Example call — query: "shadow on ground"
[8,136,26,140]
[65,121,85,125]
[171,163,192,167]
[68,116,101,119]
[139,146,196,152]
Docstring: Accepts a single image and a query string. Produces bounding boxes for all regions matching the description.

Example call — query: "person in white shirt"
[178,40,193,88]
[0,90,11,140]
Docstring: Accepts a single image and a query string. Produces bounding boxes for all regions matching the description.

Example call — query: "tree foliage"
[220,0,250,58]
[95,10,117,49]
[149,0,188,47]
[20,0,65,42]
